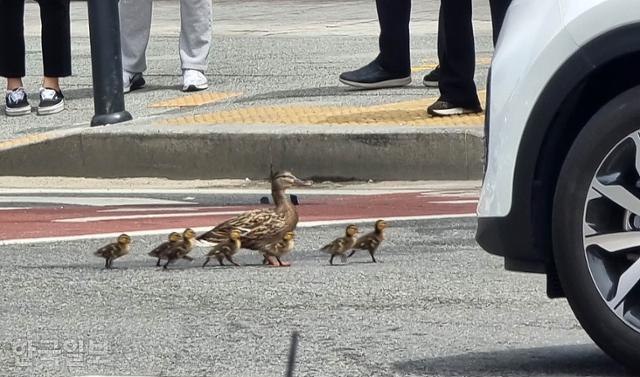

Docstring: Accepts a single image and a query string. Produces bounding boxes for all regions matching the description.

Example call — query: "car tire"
[553,86,640,371]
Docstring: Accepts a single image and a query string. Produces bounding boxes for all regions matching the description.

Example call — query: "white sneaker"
[123,71,145,94]
[182,69,208,92]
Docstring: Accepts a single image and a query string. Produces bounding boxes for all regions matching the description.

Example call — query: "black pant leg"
[0,0,26,78]
[489,0,512,46]
[376,0,411,75]
[38,0,72,77]
[437,0,479,107]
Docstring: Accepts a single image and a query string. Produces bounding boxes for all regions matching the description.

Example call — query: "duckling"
[157,228,197,267]
[148,232,183,267]
[261,231,295,267]
[180,228,197,254]
[321,224,359,265]
[203,229,242,267]
[348,220,387,263]
[197,171,312,265]
[162,244,192,270]
[94,234,131,269]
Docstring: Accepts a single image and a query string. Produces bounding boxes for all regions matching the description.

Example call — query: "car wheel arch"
[507,24,640,296]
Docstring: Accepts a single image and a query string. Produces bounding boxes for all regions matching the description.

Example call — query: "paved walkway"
[0,0,494,180]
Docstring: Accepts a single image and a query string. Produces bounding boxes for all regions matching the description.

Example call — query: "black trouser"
[375,0,411,75]
[0,0,72,78]
[437,0,478,107]
[438,0,512,106]
[489,0,511,45]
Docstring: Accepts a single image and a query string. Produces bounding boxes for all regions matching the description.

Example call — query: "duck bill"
[293,178,313,187]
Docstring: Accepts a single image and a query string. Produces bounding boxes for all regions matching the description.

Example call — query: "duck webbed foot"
[265,256,280,267]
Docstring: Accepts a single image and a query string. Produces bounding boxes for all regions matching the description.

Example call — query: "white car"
[477,0,640,370]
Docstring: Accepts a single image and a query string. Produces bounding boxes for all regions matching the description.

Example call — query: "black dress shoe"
[339,60,411,89]
[427,98,482,117]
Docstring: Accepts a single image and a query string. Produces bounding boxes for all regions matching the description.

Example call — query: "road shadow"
[235,85,432,104]
[393,344,631,376]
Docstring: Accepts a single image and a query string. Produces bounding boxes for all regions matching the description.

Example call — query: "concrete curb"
[0,124,484,181]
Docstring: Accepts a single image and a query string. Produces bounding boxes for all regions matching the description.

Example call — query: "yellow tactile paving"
[159,92,486,127]
[411,56,493,72]
[148,92,241,108]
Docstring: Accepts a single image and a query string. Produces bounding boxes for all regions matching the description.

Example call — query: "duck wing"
[206,241,234,257]
[354,232,381,251]
[149,241,171,257]
[321,237,347,254]
[198,208,287,249]
[95,243,118,258]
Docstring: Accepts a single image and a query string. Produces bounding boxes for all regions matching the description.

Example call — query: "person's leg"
[179,0,212,72]
[0,0,26,89]
[119,0,153,74]
[179,0,212,91]
[376,0,411,75]
[0,0,30,116]
[39,0,71,90]
[429,0,480,115]
[422,5,445,88]
[35,0,70,115]
[489,0,512,46]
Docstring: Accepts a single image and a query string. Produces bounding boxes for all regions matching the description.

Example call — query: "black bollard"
[87,0,132,127]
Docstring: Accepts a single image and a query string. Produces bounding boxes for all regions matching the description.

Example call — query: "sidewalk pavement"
[0,0,493,181]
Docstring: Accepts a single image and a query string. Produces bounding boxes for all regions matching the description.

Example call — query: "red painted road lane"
[0,192,477,240]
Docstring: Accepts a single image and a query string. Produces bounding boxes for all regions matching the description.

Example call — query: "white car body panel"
[563,0,640,47]
[478,0,640,217]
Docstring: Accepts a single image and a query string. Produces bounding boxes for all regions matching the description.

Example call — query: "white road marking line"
[97,206,227,213]
[0,207,31,210]
[54,210,246,223]
[0,213,476,245]
[428,200,479,204]
[0,188,425,196]
[420,191,478,197]
[297,214,476,227]
[0,196,189,206]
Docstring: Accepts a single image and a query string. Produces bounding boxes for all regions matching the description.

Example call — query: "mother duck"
[197,171,312,266]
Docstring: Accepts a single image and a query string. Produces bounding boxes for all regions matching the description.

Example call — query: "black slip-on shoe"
[123,71,146,93]
[339,60,411,89]
[423,65,440,88]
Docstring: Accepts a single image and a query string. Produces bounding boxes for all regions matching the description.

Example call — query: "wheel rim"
[584,130,640,331]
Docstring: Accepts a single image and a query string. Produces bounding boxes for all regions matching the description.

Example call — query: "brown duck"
[149,232,183,267]
[197,171,311,265]
[321,224,359,265]
[202,229,242,267]
[348,220,387,263]
[261,231,295,267]
[94,234,131,269]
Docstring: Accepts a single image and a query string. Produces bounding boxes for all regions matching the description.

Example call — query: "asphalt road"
[0,216,628,376]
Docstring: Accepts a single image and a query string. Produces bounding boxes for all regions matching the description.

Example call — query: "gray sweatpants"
[119,0,212,73]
